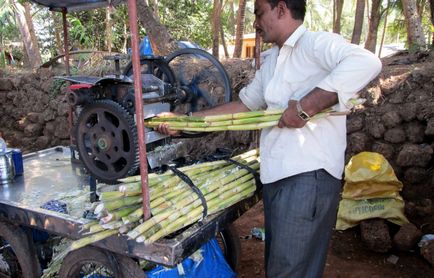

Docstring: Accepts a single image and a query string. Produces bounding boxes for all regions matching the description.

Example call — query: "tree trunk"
[221,24,229,58]
[212,0,222,58]
[233,0,247,58]
[364,0,381,53]
[378,2,390,58]
[228,0,236,35]
[106,6,113,52]
[402,0,426,50]
[51,12,63,54]
[333,0,344,34]
[136,0,177,56]
[351,0,365,44]
[148,0,160,21]
[14,1,41,68]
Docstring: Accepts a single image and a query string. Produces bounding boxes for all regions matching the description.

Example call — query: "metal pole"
[62,8,74,147]
[127,0,151,220]
[62,9,70,75]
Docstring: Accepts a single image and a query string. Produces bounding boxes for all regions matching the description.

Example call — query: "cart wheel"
[217,224,241,272]
[166,48,232,113]
[58,246,145,278]
[0,221,41,278]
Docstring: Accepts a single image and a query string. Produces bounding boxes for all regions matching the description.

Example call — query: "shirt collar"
[283,25,307,48]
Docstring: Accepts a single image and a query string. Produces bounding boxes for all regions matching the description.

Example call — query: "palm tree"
[351,0,365,44]
[212,0,222,58]
[402,0,426,49]
[365,0,382,53]
[136,0,177,56]
[333,0,344,34]
[18,1,42,68]
[233,0,246,58]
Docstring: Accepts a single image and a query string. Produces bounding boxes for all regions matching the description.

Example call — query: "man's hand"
[154,112,181,136]
[278,100,307,129]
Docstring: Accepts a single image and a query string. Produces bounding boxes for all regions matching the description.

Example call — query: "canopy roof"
[30,0,124,12]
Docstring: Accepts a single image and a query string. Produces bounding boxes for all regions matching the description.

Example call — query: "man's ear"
[277,1,289,18]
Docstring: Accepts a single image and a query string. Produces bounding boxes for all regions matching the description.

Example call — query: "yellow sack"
[336,197,408,230]
[342,152,403,200]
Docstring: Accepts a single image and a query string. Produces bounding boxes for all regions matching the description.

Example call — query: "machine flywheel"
[76,99,138,183]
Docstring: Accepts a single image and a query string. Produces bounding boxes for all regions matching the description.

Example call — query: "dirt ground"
[234,201,434,277]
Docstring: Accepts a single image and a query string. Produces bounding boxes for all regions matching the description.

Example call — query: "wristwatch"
[296,101,310,121]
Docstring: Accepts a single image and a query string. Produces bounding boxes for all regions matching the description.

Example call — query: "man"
[159,0,381,276]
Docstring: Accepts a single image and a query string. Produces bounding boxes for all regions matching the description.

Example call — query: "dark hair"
[266,0,306,21]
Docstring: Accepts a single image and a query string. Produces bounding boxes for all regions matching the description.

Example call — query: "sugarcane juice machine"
[61,50,232,183]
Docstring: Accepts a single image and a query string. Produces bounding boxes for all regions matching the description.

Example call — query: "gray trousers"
[263,169,341,278]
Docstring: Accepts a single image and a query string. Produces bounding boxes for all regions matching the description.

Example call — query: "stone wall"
[345,52,434,202]
[0,68,70,153]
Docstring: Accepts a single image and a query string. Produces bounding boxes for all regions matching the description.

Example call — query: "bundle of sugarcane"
[143,98,365,132]
[69,149,260,252]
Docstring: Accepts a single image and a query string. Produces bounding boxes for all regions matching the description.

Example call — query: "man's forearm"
[192,100,250,117]
[299,88,338,117]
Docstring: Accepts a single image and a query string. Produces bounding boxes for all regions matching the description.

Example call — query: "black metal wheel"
[76,99,138,183]
[165,48,232,113]
[58,246,145,278]
[0,221,41,278]
[217,223,241,272]
[123,56,177,87]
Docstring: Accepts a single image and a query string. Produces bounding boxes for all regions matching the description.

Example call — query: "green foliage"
[0,0,20,44]
[49,79,67,99]
[157,0,213,48]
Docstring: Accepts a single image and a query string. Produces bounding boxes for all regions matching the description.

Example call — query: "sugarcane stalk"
[142,182,257,244]
[133,175,256,241]
[69,229,118,252]
[102,195,143,212]
[100,205,141,223]
[122,207,144,224]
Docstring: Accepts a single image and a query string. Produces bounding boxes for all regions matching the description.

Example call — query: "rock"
[382,111,402,128]
[421,240,434,266]
[43,121,56,136]
[347,114,364,133]
[417,101,434,121]
[384,127,406,144]
[57,102,69,117]
[27,112,42,124]
[348,132,371,154]
[406,199,433,217]
[404,167,429,184]
[426,118,434,137]
[0,78,14,91]
[393,223,422,251]
[405,121,426,143]
[399,102,418,122]
[366,118,385,138]
[371,142,395,161]
[24,123,43,137]
[396,144,433,167]
[35,136,52,150]
[360,219,392,253]
[36,68,53,81]
[53,117,70,139]
[42,108,57,121]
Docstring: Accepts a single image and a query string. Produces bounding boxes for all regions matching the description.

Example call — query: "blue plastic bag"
[147,238,235,278]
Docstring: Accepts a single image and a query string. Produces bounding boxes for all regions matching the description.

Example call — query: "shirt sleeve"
[239,68,267,111]
[313,32,382,111]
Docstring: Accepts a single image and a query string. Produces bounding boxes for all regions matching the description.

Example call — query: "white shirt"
[239,25,382,183]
